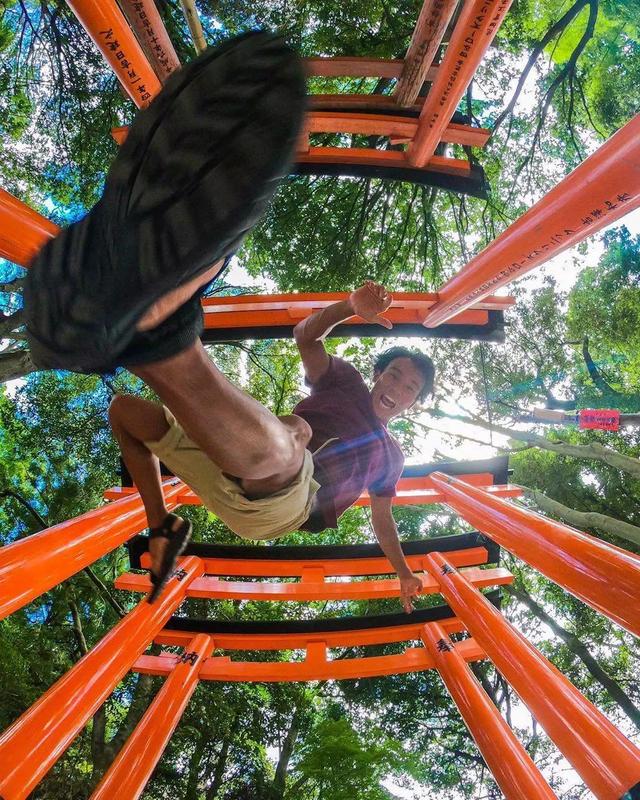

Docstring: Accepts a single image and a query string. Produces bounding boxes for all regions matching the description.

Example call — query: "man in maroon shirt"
[109,281,434,608]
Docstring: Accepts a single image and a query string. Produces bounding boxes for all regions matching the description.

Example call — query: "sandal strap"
[149,513,180,540]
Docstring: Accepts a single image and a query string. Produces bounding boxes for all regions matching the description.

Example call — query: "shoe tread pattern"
[25,31,305,372]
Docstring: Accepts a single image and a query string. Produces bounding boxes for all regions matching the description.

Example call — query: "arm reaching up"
[293,281,393,384]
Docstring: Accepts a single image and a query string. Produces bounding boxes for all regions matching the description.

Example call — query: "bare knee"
[108,394,136,431]
[279,414,313,448]
[108,394,169,443]
[263,415,312,474]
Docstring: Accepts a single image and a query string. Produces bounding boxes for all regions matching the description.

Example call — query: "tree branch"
[521,486,640,548]
[507,583,640,728]
[0,348,37,382]
[582,336,624,399]
[493,0,591,133]
[431,409,640,479]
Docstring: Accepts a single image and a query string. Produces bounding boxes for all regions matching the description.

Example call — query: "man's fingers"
[376,316,393,329]
[366,281,389,300]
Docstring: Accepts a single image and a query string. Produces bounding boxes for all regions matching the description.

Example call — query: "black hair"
[373,346,435,402]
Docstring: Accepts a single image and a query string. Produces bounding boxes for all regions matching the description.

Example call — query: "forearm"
[293,299,354,344]
[373,518,413,579]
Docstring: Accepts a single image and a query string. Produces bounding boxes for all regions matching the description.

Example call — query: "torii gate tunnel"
[0,458,639,800]
[1,0,640,798]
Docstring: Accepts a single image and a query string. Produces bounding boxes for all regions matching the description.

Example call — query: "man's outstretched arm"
[293,281,393,384]
[369,493,422,613]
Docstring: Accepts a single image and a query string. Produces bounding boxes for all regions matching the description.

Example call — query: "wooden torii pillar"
[2,517,640,799]
[424,112,640,327]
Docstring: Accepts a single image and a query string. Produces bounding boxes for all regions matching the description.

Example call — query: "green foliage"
[293,717,418,800]
[1,1,640,798]
[568,227,640,396]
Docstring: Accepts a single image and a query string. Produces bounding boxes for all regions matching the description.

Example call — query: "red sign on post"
[578,409,620,431]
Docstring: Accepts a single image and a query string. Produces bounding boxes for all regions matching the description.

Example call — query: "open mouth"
[380,394,396,410]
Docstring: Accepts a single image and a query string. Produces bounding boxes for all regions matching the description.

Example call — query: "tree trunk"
[582,336,625,400]
[0,276,25,292]
[205,729,234,800]
[522,487,640,547]
[89,673,155,784]
[68,597,89,657]
[0,309,24,337]
[507,584,640,729]
[103,673,155,759]
[67,596,111,781]
[470,663,501,709]
[434,410,640,479]
[0,349,37,382]
[272,705,303,797]
[185,729,207,800]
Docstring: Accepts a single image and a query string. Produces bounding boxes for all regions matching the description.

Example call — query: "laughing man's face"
[370,357,424,423]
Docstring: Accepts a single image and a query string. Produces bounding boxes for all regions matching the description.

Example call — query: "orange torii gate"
[424,112,640,327]
[0,185,513,342]
[198,292,514,343]
[0,458,640,800]
[94,0,503,196]
[2,3,640,799]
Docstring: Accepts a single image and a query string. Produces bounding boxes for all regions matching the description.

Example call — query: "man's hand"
[399,573,423,614]
[349,281,393,329]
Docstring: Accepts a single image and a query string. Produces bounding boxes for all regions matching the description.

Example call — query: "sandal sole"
[25,31,305,373]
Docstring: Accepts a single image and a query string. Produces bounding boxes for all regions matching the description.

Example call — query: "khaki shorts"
[144,408,320,541]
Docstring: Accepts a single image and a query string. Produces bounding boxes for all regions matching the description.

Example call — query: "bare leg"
[133,260,313,487]
[109,383,312,576]
[118,271,312,575]
[133,341,312,486]
[108,395,185,579]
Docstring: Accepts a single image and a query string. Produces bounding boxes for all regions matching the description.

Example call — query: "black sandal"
[146,513,193,604]
[24,31,306,373]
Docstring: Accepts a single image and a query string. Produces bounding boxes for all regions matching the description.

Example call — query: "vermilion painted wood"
[431,472,640,637]
[0,557,204,800]
[303,56,408,79]
[300,112,490,147]
[442,122,492,148]
[408,0,513,167]
[103,474,519,505]
[114,565,514,601]
[422,623,558,800]
[112,116,489,154]
[0,481,185,620]
[424,113,640,327]
[394,0,459,107]
[309,94,425,110]
[153,615,469,650]
[204,307,488,330]
[90,633,213,800]
[426,552,640,800]
[202,292,515,312]
[118,0,180,83]
[354,484,522,507]
[0,188,59,266]
[132,634,485,682]
[305,111,417,139]
[198,291,513,334]
[103,482,456,503]
[103,477,523,507]
[66,0,162,107]
[170,484,521,508]
[299,146,471,176]
[135,545,493,580]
